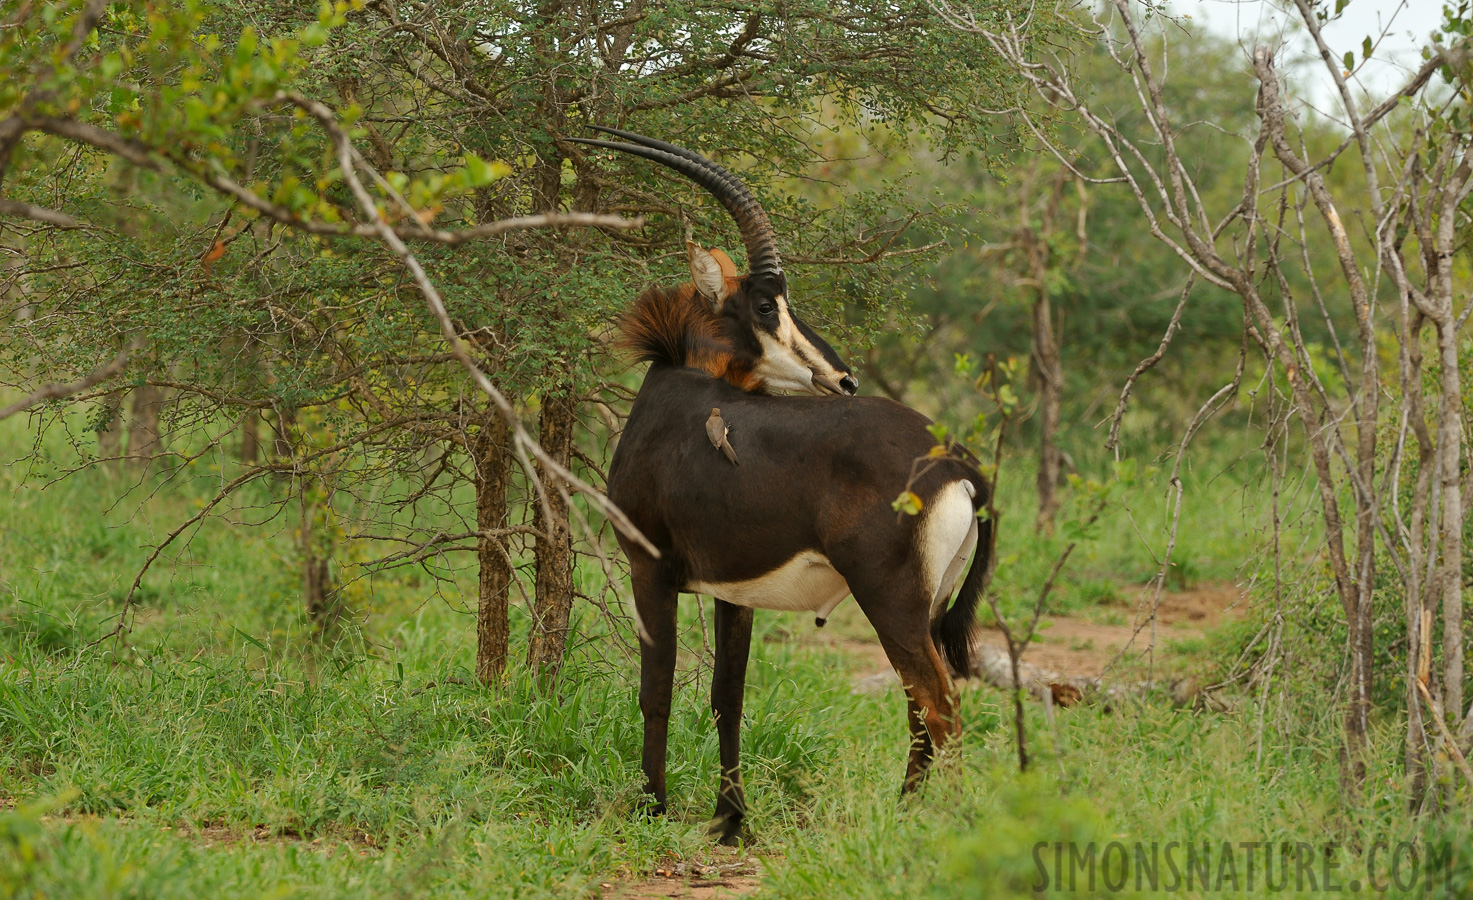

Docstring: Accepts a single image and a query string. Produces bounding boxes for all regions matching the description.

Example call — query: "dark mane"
[618,285,764,392]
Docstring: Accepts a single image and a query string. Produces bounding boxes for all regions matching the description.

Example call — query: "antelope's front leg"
[710,599,753,844]
[633,562,678,814]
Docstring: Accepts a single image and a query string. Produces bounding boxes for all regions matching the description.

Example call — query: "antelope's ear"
[688,240,734,307]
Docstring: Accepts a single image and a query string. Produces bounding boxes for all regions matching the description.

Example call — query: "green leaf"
[463,153,511,188]
[891,491,924,516]
[926,422,949,442]
[301,23,330,47]
[99,51,123,79]
[107,86,133,115]
[1343,50,1354,71]
[235,27,258,67]
[232,627,270,653]
[1362,36,1373,60]
[1112,458,1137,486]
[1062,517,1101,543]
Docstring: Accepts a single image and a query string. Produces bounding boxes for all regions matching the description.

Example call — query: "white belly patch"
[688,550,852,620]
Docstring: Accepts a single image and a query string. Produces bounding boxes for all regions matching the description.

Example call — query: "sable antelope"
[571,128,991,845]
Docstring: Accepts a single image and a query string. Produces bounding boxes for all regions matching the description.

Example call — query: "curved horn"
[566,127,783,279]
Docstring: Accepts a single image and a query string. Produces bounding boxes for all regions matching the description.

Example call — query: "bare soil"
[828,582,1247,683]
[4,805,381,857]
[601,856,764,899]
[988,582,1247,679]
[600,875,763,899]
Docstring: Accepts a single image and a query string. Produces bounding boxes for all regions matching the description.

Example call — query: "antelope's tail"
[937,485,993,675]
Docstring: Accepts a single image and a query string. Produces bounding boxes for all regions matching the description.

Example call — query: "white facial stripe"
[756,330,822,393]
[752,293,847,393]
[774,295,796,345]
[774,294,850,385]
[689,550,852,619]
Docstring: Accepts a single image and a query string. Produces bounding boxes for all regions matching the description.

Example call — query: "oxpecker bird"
[706,407,739,465]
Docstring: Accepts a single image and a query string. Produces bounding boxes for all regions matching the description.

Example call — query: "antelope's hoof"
[708,815,747,847]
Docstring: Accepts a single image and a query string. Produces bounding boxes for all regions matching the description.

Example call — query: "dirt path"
[601,875,762,899]
[980,582,1246,679]
[601,857,763,899]
[836,582,1247,684]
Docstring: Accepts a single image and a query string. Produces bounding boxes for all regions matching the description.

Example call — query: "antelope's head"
[570,127,858,397]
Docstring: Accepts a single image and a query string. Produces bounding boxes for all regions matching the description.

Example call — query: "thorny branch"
[935,0,1471,796]
[286,92,660,564]
[0,339,139,421]
[3,27,654,649]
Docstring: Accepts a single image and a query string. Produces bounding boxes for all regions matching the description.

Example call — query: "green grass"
[2,416,1469,898]
[7,645,1464,898]
[982,442,1275,625]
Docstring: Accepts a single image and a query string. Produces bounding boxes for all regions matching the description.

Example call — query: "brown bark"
[521,67,575,679]
[1017,170,1076,535]
[271,406,296,460]
[96,392,123,467]
[127,383,163,467]
[240,411,260,465]
[300,494,342,636]
[1030,275,1063,534]
[1402,311,1435,807]
[474,410,515,685]
[1253,51,1376,787]
[525,390,577,680]
[1435,304,1465,731]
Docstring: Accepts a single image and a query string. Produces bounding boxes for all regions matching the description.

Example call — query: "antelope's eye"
[757,301,776,316]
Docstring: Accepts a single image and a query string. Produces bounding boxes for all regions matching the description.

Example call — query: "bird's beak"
[810,368,846,396]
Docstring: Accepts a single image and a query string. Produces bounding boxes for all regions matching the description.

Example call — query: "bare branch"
[20,117,639,245]
[0,340,139,420]
[285,91,660,560]
[0,198,82,229]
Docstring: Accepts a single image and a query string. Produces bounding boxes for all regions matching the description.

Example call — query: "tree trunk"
[1032,290,1063,534]
[271,406,296,460]
[1020,217,1064,535]
[300,488,342,636]
[1436,318,1464,728]
[97,392,124,469]
[127,383,163,468]
[240,411,260,466]
[474,411,515,685]
[1405,423,1435,807]
[518,81,574,678]
[525,390,577,680]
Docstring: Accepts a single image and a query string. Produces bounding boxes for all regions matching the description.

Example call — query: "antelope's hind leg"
[897,640,959,792]
[710,599,754,845]
[633,560,679,815]
[853,582,960,793]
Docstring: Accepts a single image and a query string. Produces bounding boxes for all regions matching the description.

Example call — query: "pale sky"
[1168,0,1445,114]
